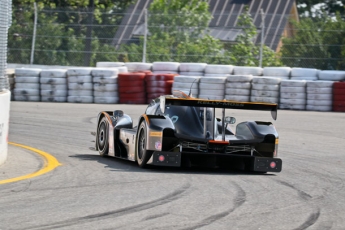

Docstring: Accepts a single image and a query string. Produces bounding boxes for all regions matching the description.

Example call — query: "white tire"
[306,105,332,111]
[40,90,67,97]
[40,77,67,84]
[40,84,67,90]
[291,68,318,78]
[67,68,93,76]
[224,95,250,102]
[125,62,152,72]
[226,75,253,82]
[67,96,93,103]
[179,72,204,76]
[199,83,225,90]
[68,83,93,90]
[93,76,118,84]
[152,71,179,74]
[252,77,281,84]
[15,83,40,90]
[280,87,305,93]
[225,82,251,89]
[307,93,332,100]
[179,63,207,72]
[199,89,224,96]
[252,84,279,91]
[172,87,198,95]
[306,81,334,88]
[94,97,119,104]
[251,90,279,97]
[198,95,224,100]
[318,70,345,81]
[41,96,67,102]
[250,96,279,103]
[280,92,306,99]
[263,67,291,77]
[279,104,306,110]
[173,82,198,89]
[68,75,92,83]
[94,91,119,97]
[14,95,40,101]
[234,66,263,76]
[152,62,180,72]
[14,88,40,96]
[291,76,318,81]
[306,87,332,94]
[200,77,226,84]
[15,76,40,83]
[15,68,41,76]
[68,90,93,96]
[260,76,290,80]
[281,80,306,87]
[116,66,128,73]
[93,83,118,92]
[307,99,332,106]
[40,69,67,78]
[225,88,251,96]
[91,68,118,77]
[96,62,124,67]
[280,98,306,105]
[174,76,200,83]
[204,74,232,77]
[204,64,234,74]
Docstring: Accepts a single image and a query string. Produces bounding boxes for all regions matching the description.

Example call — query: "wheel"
[136,121,153,168]
[97,117,109,156]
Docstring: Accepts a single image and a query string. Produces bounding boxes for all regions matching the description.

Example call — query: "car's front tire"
[97,117,109,156]
[136,121,152,168]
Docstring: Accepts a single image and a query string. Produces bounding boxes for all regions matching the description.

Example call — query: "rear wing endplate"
[160,96,278,120]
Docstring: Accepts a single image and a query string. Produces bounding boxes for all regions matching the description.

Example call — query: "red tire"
[333,94,345,101]
[118,80,145,88]
[333,87,345,95]
[146,80,173,88]
[118,73,146,81]
[119,86,145,93]
[333,100,345,106]
[146,87,172,94]
[120,92,146,98]
[333,82,345,90]
[145,74,175,81]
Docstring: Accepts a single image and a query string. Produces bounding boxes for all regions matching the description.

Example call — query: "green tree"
[280,14,345,69]
[296,0,345,17]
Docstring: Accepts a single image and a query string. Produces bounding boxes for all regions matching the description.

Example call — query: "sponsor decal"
[196,100,244,107]
[155,141,162,150]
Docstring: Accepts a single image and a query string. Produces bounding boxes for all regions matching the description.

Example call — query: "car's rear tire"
[97,117,109,156]
[136,121,152,168]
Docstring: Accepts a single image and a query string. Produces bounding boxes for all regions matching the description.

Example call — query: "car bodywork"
[95,92,282,173]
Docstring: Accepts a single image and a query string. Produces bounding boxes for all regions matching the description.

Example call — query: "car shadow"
[70,152,277,176]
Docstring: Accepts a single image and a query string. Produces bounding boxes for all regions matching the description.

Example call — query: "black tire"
[97,117,109,156]
[136,121,153,168]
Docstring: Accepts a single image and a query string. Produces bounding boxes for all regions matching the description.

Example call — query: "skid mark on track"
[293,208,321,230]
[22,183,191,230]
[180,182,246,230]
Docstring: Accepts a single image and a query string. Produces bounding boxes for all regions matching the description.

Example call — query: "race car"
[95,91,282,173]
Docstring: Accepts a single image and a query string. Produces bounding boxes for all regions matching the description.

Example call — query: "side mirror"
[224,116,236,124]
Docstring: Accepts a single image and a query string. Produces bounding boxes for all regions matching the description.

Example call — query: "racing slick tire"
[97,117,109,157]
[136,121,153,168]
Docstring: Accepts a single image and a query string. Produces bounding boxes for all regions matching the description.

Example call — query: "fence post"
[30,2,37,65]
[259,9,265,68]
[142,9,147,63]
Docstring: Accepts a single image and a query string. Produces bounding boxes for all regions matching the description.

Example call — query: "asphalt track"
[1,101,345,230]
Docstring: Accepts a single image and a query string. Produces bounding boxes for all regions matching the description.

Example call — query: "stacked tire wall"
[333,82,345,111]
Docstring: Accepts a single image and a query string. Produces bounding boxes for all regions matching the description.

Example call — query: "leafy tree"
[296,0,345,17]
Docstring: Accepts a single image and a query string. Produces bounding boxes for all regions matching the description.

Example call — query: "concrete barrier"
[0,90,11,166]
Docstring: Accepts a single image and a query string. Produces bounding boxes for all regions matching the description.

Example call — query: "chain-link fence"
[7,6,345,70]
[0,0,12,91]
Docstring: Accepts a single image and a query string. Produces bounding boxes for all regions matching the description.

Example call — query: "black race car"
[95,91,282,173]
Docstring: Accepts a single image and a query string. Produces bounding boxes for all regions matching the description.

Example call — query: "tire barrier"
[234,66,263,76]
[152,62,180,74]
[92,68,119,104]
[14,68,41,101]
[67,68,94,103]
[306,81,334,111]
[0,90,10,166]
[279,80,307,110]
[199,77,226,100]
[172,76,200,97]
[118,73,146,104]
[40,69,68,102]
[333,82,345,112]
[179,63,207,76]
[263,67,291,80]
[125,62,152,72]
[291,68,318,81]
[250,77,281,104]
[96,62,125,68]
[225,75,253,102]
[318,70,345,81]
[145,73,174,103]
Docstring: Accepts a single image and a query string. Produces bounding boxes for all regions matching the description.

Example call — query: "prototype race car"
[95,91,282,173]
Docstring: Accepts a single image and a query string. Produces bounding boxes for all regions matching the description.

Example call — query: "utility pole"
[84,0,94,66]
[259,9,265,68]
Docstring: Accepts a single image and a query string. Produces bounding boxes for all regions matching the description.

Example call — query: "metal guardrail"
[0,0,12,91]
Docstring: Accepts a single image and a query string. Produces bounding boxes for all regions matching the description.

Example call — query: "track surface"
[1,102,345,230]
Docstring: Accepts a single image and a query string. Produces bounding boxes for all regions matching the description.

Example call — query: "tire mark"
[21,183,191,230]
[180,182,246,230]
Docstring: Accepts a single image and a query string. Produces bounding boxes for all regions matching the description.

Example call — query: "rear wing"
[160,96,278,120]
